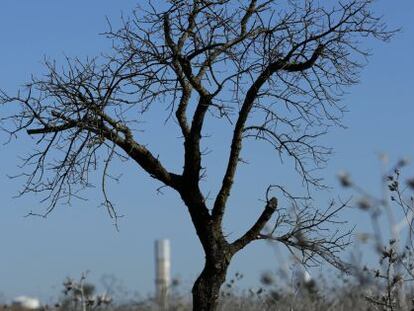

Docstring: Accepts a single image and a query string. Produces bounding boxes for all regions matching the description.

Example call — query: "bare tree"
[0,1,395,310]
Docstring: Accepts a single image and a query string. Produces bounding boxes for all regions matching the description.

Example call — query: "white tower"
[155,239,170,310]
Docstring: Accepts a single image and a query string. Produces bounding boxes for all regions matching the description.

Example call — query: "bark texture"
[192,255,230,311]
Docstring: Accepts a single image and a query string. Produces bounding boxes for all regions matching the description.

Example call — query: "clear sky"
[0,0,413,303]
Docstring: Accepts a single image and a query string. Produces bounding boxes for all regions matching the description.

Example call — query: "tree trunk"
[179,189,233,310]
[192,256,229,311]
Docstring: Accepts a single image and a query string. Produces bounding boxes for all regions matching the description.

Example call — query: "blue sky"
[0,0,413,303]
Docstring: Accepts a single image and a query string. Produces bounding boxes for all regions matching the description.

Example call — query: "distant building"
[12,296,41,310]
[155,239,170,310]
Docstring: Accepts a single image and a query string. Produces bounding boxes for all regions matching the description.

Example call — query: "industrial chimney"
[154,239,170,310]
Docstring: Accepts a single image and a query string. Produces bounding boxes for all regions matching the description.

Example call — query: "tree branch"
[26,112,182,190]
[232,197,278,251]
[212,44,324,223]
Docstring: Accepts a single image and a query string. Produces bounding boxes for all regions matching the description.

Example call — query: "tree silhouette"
[0,1,395,310]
